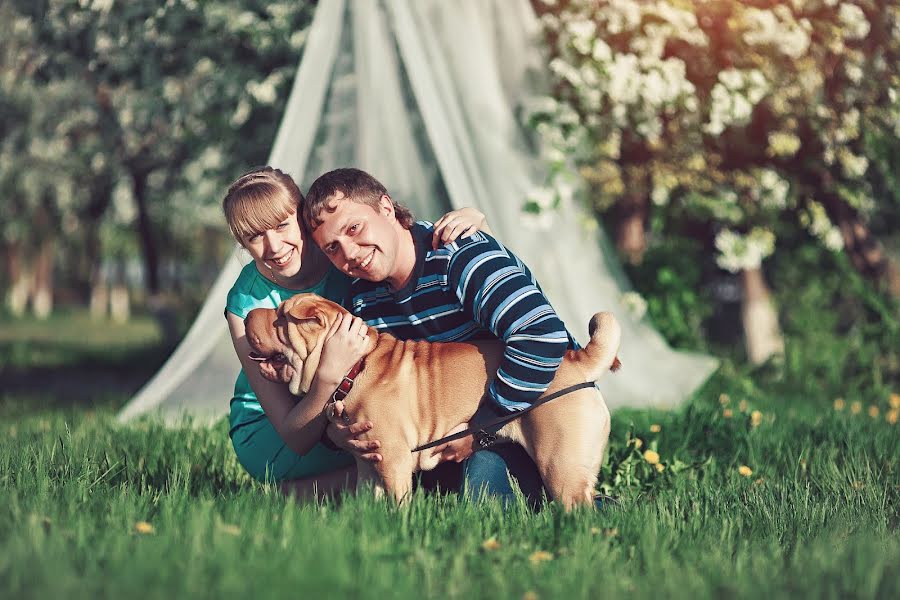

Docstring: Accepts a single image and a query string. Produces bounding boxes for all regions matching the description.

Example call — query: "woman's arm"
[431,207,493,249]
[226,311,381,460]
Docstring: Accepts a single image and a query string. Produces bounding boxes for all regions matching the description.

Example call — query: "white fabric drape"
[119,0,717,424]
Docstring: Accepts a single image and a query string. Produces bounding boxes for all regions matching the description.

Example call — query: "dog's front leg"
[355,459,385,499]
[375,448,416,504]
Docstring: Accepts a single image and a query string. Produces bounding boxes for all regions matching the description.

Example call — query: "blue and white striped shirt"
[347,222,575,413]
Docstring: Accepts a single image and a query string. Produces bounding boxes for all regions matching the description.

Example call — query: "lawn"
[1,311,897,599]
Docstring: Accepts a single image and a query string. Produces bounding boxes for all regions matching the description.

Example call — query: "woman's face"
[240,210,307,281]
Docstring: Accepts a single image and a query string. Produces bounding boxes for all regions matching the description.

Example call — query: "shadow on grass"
[0,336,173,415]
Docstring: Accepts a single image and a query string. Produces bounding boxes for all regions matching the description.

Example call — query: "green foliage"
[768,239,899,401]
[623,236,714,351]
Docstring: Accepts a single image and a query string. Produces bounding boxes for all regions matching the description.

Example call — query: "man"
[303,168,575,503]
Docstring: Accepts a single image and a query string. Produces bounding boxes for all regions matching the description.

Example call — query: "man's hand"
[429,422,477,463]
[324,400,382,462]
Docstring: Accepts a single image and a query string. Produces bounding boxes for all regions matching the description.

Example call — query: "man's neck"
[386,227,417,292]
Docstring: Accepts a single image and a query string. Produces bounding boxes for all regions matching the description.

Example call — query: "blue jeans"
[416,443,547,508]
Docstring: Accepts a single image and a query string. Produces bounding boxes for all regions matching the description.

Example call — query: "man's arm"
[448,233,570,413]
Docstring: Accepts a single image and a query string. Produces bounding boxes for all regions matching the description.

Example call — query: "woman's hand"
[324,400,382,462]
[432,207,493,249]
[316,312,369,387]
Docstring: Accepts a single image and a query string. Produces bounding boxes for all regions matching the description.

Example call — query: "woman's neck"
[278,244,330,290]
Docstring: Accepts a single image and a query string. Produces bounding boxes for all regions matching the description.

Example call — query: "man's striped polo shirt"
[346,222,575,413]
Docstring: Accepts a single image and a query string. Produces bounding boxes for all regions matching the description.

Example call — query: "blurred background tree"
[527,0,899,364]
[0,0,313,332]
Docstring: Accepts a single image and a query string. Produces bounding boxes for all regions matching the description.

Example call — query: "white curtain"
[119,0,717,423]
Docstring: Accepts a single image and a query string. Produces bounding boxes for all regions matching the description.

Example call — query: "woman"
[223,166,489,498]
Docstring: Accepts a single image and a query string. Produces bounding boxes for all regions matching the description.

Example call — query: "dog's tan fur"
[244,293,621,509]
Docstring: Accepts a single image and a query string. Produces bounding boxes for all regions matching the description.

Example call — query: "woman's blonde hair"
[222,166,304,243]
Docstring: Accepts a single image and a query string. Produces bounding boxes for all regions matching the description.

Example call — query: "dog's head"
[244,293,349,396]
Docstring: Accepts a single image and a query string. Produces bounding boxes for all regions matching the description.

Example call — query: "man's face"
[311,192,402,285]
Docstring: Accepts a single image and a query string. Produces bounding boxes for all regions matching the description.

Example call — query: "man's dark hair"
[303,168,415,230]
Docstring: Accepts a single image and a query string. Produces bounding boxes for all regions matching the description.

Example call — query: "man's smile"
[353,248,376,271]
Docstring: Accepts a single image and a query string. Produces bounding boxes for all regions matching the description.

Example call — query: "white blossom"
[839,4,870,40]
[620,291,648,320]
[837,149,869,178]
[715,228,776,273]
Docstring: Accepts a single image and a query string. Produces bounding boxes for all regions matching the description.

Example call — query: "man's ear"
[379,194,395,218]
[286,302,325,327]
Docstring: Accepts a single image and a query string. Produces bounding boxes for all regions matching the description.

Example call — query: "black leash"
[412,381,597,453]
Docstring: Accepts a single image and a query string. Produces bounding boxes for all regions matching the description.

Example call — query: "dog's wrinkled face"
[244,307,295,385]
[244,294,346,395]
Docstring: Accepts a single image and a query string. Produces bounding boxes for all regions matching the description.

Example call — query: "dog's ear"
[285,301,325,328]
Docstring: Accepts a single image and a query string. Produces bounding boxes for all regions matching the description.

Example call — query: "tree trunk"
[805,169,900,298]
[31,237,55,319]
[615,172,649,265]
[132,170,160,294]
[109,259,130,323]
[740,266,785,365]
[827,199,900,298]
[90,261,109,320]
[4,241,30,317]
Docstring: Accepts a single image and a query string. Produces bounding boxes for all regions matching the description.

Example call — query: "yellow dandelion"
[219,523,241,536]
[719,393,730,406]
[833,398,845,411]
[523,592,539,600]
[868,405,880,418]
[738,400,748,412]
[750,410,763,427]
[850,401,862,415]
[134,521,154,535]
[633,437,643,449]
[738,465,753,477]
[604,527,619,538]
[643,449,660,465]
[529,550,554,565]
[723,408,733,419]
[655,463,665,473]
[649,424,661,433]
[887,409,898,425]
[889,393,900,409]
[481,537,501,551]
[590,527,600,535]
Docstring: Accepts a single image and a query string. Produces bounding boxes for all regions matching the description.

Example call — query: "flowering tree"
[529,0,899,363]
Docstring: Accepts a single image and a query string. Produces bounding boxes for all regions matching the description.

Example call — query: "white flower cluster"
[246,70,285,106]
[741,6,811,59]
[767,131,802,158]
[755,169,791,210]
[619,291,648,321]
[836,148,869,179]
[838,3,870,40]
[799,201,844,251]
[704,69,768,135]
[714,228,776,273]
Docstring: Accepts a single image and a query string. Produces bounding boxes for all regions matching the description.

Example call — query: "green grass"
[1,312,898,599]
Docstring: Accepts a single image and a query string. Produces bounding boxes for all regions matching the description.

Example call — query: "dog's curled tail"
[583,311,622,381]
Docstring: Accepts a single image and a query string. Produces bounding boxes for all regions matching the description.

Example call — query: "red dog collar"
[330,360,365,404]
